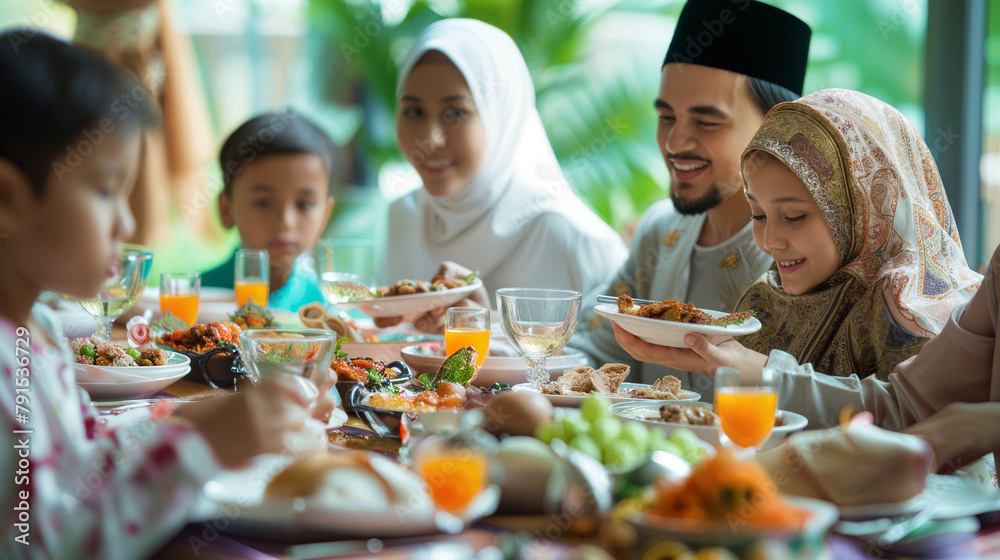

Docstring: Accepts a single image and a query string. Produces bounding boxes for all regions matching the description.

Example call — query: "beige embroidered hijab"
[736,89,981,380]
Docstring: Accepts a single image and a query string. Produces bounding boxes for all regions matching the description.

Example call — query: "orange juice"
[420,453,486,512]
[160,294,199,325]
[715,387,777,448]
[235,280,268,307]
[445,328,490,368]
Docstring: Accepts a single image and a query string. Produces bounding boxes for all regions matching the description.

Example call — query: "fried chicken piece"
[659,404,717,426]
[616,294,712,324]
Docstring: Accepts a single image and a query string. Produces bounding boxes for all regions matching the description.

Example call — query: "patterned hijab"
[736,89,981,379]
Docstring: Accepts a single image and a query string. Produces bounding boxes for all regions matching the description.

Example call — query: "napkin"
[756,420,933,508]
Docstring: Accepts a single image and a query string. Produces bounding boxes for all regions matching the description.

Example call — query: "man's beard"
[671,182,724,215]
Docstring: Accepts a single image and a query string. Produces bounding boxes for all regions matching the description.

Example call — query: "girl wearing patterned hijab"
[385,19,627,303]
[612,89,980,381]
[735,89,980,379]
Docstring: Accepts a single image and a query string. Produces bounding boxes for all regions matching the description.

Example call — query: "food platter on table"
[625,495,838,558]
[400,342,590,387]
[198,452,499,541]
[333,278,484,318]
[73,350,191,400]
[512,382,701,408]
[609,400,807,449]
[593,303,761,347]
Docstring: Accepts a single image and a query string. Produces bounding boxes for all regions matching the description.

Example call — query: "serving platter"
[511,382,701,408]
[593,303,761,347]
[334,279,484,318]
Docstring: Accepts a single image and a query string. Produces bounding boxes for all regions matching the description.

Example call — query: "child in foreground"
[201,111,335,312]
[0,31,323,558]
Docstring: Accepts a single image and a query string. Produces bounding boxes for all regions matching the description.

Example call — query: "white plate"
[78,368,189,400]
[511,382,701,408]
[72,351,190,382]
[334,279,484,318]
[199,453,499,541]
[593,303,761,347]
[626,495,838,555]
[838,473,1000,521]
[610,400,807,449]
[400,343,590,387]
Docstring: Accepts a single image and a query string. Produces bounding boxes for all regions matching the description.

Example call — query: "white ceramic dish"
[626,495,838,558]
[511,382,701,408]
[78,368,189,400]
[72,351,190,382]
[334,279,484,318]
[610,400,807,449]
[199,453,499,541]
[593,303,761,347]
[400,343,590,387]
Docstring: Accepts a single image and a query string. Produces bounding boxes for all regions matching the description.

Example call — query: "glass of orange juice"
[408,411,498,514]
[160,272,200,325]
[444,307,490,368]
[714,366,777,451]
[235,249,269,307]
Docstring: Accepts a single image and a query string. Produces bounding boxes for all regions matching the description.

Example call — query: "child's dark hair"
[0,29,158,195]
[218,111,335,196]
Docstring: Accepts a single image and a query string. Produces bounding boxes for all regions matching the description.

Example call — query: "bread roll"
[265,450,434,515]
[299,302,327,328]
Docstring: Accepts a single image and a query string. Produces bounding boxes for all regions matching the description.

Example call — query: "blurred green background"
[1,0,997,281]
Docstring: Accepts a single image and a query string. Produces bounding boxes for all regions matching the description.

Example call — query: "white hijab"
[385,18,626,299]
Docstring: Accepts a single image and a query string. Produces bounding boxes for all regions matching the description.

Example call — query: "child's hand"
[173,375,319,468]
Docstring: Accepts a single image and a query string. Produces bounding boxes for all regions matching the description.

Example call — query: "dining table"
[93,328,1000,560]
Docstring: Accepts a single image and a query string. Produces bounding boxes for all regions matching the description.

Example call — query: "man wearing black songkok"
[574,0,811,395]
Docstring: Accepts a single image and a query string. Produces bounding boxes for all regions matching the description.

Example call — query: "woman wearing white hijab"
[384,19,627,320]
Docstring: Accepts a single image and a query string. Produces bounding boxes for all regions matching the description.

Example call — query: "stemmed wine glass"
[714,366,778,455]
[496,288,582,390]
[77,246,154,341]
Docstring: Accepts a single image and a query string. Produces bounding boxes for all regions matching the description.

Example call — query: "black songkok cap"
[663,0,811,95]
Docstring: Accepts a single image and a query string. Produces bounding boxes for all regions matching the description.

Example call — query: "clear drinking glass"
[315,239,376,303]
[77,246,154,341]
[496,288,581,390]
[235,249,269,307]
[714,366,778,452]
[159,272,200,325]
[239,328,340,454]
[444,307,490,368]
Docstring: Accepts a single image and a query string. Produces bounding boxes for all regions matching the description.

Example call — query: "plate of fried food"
[333,273,483,318]
[511,363,700,407]
[69,338,191,399]
[594,295,761,347]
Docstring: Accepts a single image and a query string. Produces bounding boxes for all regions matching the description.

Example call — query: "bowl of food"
[69,338,193,399]
[594,295,760,347]
[333,356,412,411]
[154,321,245,388]
[611,401,807,449]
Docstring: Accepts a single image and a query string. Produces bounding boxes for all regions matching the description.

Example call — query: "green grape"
[560,416,591,440]
[534,422,556,444]
[603,439,640,470]
[653,439,684,459]
[580,393,613,423]
[669,428,701,458]
[620,422,651,456]
[569,434,603,461]
[590,417,622,448]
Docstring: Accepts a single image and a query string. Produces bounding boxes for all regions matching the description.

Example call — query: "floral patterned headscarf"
[736,89,980,379]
